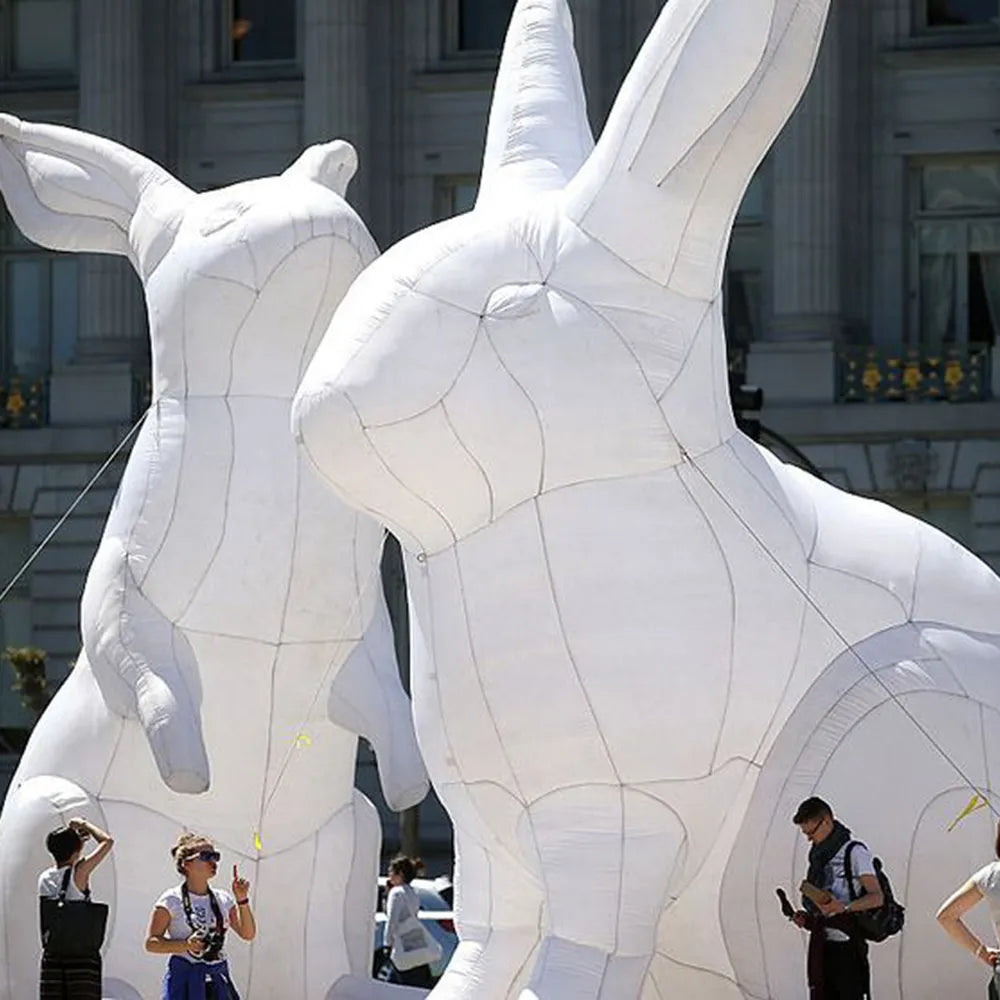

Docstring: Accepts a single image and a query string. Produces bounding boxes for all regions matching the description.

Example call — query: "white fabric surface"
[0,115,428,1000]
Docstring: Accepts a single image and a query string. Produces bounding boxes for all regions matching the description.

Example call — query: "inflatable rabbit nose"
[283,139,359,198]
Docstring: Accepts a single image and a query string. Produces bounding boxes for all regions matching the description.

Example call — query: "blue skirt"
[162,955,241,1000]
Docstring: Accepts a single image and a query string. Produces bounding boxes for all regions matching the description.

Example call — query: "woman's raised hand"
[232,864,250,902]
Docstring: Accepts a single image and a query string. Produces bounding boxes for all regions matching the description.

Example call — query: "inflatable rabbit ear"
[0,114,193,279]
[283,138,359,198]
[476,0,595,214]
[563,0,830,297]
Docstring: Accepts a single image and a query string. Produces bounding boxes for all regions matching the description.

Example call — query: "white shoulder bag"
[389,890,444,972]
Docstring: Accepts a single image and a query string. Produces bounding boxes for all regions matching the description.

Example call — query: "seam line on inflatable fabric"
[169,625,361,646]
[749,562,809,765]
[259,554,386,821]
[654,300,714,405]
[533,497,622,782]
[808,559,910,620]
[175,398,237,624]
[982,701,993,800]
[295,234,337,385]
[687,458,1000,816]
[516,226,548,283]
[303,831,317,994]
[662,1,787,292]
[276,442,303,640]
[441,398,495,520]
[547,282,673,437]
[124,400,159,586]
[359,407,458,546]
[452,547,525,798]
[653,947,765,996]
[191,269,256,294]
[778,680,997,833]
[908,529,923,620]
[223,285,263,398]
[481,323,547,495]
[241,234,262,289]
[613,784,625,958]
[255,227,325,295]
[360,324,482,431]
[646,961,665,1000]
[139,400,187,589]
[254,642,281,845]
[725,438,812,561]
[299,436,421,557]
[24,159,135,226]
[421,566,469,796]
[918,630,971,698]
[95,714,128,797]
[676,466,737,773]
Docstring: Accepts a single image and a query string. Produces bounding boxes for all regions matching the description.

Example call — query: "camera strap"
[180,883,225,943]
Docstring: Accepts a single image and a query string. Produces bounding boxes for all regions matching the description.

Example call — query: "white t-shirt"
[972,861,1000,938]
[816,841,876,942]
[154,885,236,963]
[38,865,88,901]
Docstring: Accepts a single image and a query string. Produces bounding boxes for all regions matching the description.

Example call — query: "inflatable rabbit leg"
[0,777,123,1000]
[327,583,429,812]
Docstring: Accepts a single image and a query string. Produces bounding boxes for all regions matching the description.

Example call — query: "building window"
[1,0,76,79]
[910,158,1000,352]
[1,211,78,378]
[444,0,516,56]
[433,176,479,221]
[724,170,767,350]
[918,0,1000,30]
[221,0,296,67]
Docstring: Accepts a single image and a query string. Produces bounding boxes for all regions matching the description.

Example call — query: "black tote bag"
[39,867,108,958]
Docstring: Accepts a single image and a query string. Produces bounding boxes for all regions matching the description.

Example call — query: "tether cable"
[0,410,148,607]
[686,443,1000,819]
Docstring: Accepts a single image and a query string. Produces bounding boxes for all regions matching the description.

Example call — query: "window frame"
[440,0,515,62]
[209,0,302,78]
[433,175,480,221]
[0,0,78,84]
[1,210,79,379]
[907,156,1000,350]
[912,0,1000,38]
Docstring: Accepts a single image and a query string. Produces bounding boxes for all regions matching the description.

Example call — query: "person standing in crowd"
[38,816,115,1000]
[145,832,255,999]
[790,797,884,1000]
[936,818,1000,997]
[384,855,439,987]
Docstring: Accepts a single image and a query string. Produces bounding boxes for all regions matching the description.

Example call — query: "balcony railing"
[0,375,47,428]
[839,345,991,403]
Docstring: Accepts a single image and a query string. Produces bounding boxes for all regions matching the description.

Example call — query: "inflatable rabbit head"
[294,0,831,556]
[0,114,376,402]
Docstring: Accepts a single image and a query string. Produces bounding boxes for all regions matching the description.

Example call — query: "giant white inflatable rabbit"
[293,1,1000,998]
[0,116,428,1000]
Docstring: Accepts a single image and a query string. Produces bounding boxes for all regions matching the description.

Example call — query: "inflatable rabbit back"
[0,116,428,1000]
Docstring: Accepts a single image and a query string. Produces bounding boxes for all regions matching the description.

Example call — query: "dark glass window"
[457,0,516,52]
[230,0,296,62]
[924,0,999,27]
[2,0,76,78]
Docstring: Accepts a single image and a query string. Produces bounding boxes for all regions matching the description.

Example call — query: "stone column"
[76,0,147,369]
[304,0,369,215]
[768,6,842,342]
[50,0,147,425]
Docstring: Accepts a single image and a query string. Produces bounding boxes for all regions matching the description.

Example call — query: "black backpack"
[844,841,905,942]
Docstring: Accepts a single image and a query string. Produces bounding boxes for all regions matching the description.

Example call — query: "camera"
[192,927,225,963]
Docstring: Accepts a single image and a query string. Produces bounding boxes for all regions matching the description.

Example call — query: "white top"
[972,861,1000,937]
[154,885,236,963]
[817,841,876,942]
[384,883,420,950]
[38,865,88,901]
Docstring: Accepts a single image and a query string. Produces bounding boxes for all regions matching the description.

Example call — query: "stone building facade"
[0,0,998,862]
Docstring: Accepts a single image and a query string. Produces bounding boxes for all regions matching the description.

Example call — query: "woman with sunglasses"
[145,833,256,999]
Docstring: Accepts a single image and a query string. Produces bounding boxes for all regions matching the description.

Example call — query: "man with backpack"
[789,797,890,1000]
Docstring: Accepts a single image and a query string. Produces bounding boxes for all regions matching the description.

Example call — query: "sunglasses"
[189,850,221,863]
